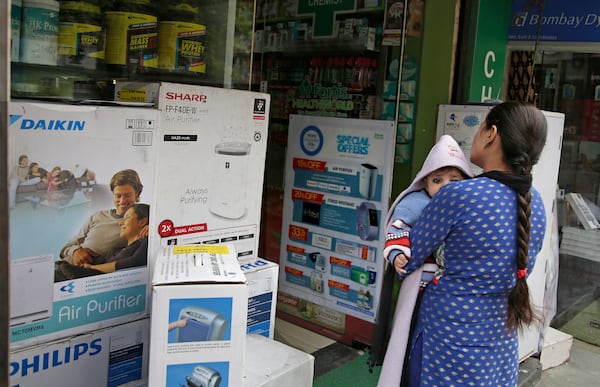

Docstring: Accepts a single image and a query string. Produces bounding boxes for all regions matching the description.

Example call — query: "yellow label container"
[105,11,158,68]
[158,21,206,73]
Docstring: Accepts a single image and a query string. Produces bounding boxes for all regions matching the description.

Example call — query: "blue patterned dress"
[402,177,546,386]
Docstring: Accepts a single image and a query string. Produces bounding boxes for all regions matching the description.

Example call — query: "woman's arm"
[83,237,148,273]
[399,184,465,277]
[84,261,117,274]
[114,237,148,270]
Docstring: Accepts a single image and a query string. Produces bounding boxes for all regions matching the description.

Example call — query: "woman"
[28,162,47,183]
[84,203,149,273]
[59,169,145,266]
[398,101,548,386]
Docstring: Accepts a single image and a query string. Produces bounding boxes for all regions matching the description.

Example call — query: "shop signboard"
[509,0,600,42]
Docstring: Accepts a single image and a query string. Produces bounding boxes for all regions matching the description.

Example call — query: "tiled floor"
[536,338,600,386]
[274,317,600,386]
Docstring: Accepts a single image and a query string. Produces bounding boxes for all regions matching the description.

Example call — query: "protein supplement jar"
[57,0,106,69]
[158,0,207,73]
[104,0,158,72]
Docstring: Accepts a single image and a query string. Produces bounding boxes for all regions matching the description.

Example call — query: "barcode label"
[132,131,153,146]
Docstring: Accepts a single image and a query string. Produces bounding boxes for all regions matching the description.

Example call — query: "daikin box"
[241,258,279,339]
[151,82,270,267]
[8,102,157,350]
[149,245,248,387]
[9,317,150,387]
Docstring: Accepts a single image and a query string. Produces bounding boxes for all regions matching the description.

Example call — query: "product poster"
[8,102,157,349]
[435,104,491,175]
[279,115,395,322]
[151,83,270,268]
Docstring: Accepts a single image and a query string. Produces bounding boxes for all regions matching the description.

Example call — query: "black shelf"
[279,38,379,57]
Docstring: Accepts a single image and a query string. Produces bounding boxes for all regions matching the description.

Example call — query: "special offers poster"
[279,115,395,322]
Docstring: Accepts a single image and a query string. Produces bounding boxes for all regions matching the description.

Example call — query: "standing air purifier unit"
[185,365,222,387]
[10,255,54,326]
[209,142,252,219]
[176,306,228,342]
[359,163,378,199]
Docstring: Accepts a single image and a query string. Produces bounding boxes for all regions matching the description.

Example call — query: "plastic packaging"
[57,0,106,69]
[11,0,22,61]
[158,1,207,73]
[105,0,158,71]
[20,0,60,65]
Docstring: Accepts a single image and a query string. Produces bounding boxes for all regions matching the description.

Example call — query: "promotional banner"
[279,115,395,322]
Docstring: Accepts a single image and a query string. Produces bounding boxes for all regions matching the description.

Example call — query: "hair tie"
[516,269,527,279]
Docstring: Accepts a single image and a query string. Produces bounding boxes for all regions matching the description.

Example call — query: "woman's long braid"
[487,102,547,331]
[507,161,535,331]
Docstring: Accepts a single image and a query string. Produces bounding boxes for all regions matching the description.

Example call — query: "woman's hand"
[72,248,98,266]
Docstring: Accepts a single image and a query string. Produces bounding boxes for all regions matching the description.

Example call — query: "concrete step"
[540,327,573,370]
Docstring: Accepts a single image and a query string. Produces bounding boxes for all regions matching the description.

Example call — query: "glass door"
[507,48,600,344]
[9,0,256,102]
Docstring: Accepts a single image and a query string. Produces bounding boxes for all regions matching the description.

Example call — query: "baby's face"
[424,168,465,197]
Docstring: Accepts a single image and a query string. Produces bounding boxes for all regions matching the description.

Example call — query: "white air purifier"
[359,163,378,199]
[209,142,251,219]
[176,306,228,342]
[10,255,54,326]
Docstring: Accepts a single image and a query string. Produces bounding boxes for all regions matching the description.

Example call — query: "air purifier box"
[9,317,150,387]
[149,244,248,387]
[151,82,270,268]
[241,258,279,339]
[8,101,157,350]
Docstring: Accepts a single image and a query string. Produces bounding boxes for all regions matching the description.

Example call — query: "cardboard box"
[242,334,314,387]
[241,258,279,339]
[150,83,270,267]
[149,245,248,387]
[8,102,157,349]
[9,317,150,387]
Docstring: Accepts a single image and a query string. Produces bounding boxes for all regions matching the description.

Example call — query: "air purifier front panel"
[10,255,54,326]
[176,306,227,342]
[209,142,251,219]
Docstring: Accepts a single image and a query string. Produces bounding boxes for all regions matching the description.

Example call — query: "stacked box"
[241,258,279,339]
[149,245,248,387]
[151,83,270,267]
[8,102,157,350]
[9,317,150,387]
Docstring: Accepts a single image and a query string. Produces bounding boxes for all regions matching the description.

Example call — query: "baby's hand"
[393,253,408,275]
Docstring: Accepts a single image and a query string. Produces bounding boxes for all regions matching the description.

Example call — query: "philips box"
[149,245,248,387]
[150,83,270,267]
[9,317,150,387]
[8,102,157,349]
[241,258,279,339]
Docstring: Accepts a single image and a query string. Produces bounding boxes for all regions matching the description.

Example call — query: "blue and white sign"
[509,0,600,42]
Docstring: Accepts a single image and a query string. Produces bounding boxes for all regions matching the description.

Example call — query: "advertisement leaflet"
[279,115,395,322]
